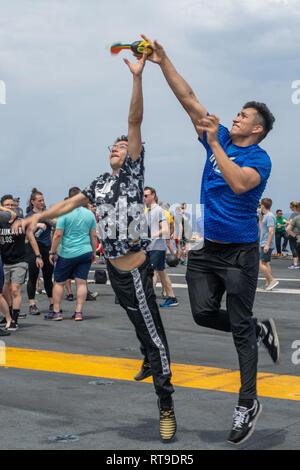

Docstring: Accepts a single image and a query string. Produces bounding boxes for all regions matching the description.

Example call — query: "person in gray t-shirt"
[259,198,278,291]
[287,213,300,261]
[287,201,300,269]
[144,186,178,308]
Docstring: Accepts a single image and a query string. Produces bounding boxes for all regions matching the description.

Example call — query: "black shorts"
[54,252,92,282]
[148,250,166,272]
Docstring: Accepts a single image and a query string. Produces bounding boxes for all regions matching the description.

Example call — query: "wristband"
[49,252,56,256]
[36,254,42,258]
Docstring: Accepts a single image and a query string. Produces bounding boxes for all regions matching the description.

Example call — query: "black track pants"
[107,256,174,403]
[186,240,260,400]
[27,243,53,300]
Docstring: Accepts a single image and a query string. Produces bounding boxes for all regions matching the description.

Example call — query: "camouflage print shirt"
[82,153,149,259]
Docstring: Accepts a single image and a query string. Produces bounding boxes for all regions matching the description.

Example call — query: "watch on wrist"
[36,254,42,258]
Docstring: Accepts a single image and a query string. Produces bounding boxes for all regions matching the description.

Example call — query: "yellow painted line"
[2,347,300,402]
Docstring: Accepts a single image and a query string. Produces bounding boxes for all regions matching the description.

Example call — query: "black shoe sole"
[134,369,153,381]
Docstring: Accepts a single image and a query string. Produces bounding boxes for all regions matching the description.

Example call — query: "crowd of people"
[0,186,192,334]
[1,35,294,444]
[1,190,298,332]
[259,199,300,291]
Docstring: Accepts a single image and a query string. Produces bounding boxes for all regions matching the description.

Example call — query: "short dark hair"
[1,194,14,205]
[114,135,145,157]
[243,101,275,142]
[114,135,128,144]
[276,209,283,214]
[144,186,158,203]
[261,198,273,210]
[68,186,81,198]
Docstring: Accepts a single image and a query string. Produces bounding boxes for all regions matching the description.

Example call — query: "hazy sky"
[0,0,299,212]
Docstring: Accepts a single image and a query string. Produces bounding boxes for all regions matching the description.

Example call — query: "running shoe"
[51,312,63,321]
[0,317,6,325]
[29,304,40,316]
[288,265,300,270]
[72,312,83,321]
[259,318,280,363]
[158,399,177,442]
[44,307,61,320]
[6,321,19,331]
[86,291,96,301]
[159,297,179,308]
[134,360,152,381]
[44,312,54,320]
[0,328,10,336]
[18,312,27,319]
[227,400,262,445]
[66,294,74,301]
[265,279,279,291]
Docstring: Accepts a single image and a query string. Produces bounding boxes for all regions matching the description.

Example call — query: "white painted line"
[86,279,300,294]
[90,270,300,282]
[258,278,300,282]
[256,288,300,295]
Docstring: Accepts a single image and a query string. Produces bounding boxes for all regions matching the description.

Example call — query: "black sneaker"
[66,294,74,301]
[6,321,19,331]
[0,317,6,325]
[158,399,177,442]
[134,360,152,381]
[29,304,40,316]
[227,399,262,445]
[86,291,96,301]
[0,328,10,336]
[259,319,280,364]
[18,312,27,319]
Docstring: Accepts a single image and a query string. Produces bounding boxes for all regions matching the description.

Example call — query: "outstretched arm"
[124,48,147,160]
[22,193,88,236]
[137,34,208,137]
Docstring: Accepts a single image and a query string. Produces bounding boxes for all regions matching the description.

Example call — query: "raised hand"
[196,115,220,146]
[124,47,148,76]
[133,34,166,64]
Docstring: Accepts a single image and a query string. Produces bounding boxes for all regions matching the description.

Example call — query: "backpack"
[94,268,108,284]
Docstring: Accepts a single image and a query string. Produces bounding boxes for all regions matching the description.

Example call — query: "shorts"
[260,247,273,263]
[0,259,4,294]
[148,250,166,272]
[54,252,92,283]
[3,262,28,285]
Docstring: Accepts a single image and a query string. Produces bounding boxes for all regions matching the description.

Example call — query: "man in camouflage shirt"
[24,50,176,442]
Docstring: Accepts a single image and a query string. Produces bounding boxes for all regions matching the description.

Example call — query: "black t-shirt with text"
[0,222,27,265]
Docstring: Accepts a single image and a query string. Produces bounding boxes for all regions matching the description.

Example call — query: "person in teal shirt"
[48,187,97,321]
[56,207,96,259]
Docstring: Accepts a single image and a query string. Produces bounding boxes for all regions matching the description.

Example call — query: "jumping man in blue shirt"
[136,34,280,445]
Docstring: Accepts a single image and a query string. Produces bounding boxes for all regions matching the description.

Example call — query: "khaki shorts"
[3,262,28,285]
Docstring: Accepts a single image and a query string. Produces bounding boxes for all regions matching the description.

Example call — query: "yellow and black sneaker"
[158,399,177,442]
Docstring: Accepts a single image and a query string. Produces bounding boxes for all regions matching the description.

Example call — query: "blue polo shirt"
[199,124,271,243]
